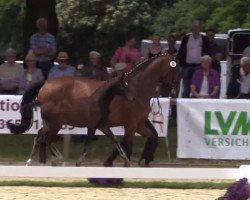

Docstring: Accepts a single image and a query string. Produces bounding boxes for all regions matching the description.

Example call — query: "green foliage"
[0,0,25,57]
[57,0,152,32]
[151,0,222,38]
[56,0,153,65]
[207,0,250,32]
[0,0,250,62]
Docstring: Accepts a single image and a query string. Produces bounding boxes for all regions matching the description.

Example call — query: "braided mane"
[103,52,171,86]
[124,52,171,77]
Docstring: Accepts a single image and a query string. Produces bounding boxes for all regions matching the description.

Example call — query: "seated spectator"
[191,55,220,98]
[48,52,76,80]
[144,34,163,59]
[111,36,140,72]
[0,48,24,94]
[82,51,109,80]
[206,29,224,72]
[238,57,250,99]
[19,51,44,94]
[165,34,178,55]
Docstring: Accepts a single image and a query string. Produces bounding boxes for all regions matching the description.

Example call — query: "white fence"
[0,165,243,180]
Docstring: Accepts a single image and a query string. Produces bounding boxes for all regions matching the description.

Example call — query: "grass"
[0,119,177,163]
[0,179,232,189]
[0,120,237,189]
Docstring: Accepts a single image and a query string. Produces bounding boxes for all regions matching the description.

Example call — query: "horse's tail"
[7,81,45,134]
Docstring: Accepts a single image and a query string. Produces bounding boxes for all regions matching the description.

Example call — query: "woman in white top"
[191,55,220,98]
[19,51,44,94]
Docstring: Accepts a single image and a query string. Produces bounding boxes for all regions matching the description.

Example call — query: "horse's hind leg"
[26,128,43,166]
[76,128,96,166]
[104,127,135,167]
[101,127,131,167]
[137,119,158,167]
[37,121,63,165]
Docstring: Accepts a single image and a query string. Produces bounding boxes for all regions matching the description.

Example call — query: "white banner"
[177,99,250,160]
[0,95,170,137]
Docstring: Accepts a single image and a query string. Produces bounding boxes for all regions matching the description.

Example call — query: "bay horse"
[7,74,134,165]
[101,53,178,167]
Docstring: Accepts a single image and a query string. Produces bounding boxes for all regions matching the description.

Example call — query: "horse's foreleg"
[76,128,96,166]
[138,119,158,167]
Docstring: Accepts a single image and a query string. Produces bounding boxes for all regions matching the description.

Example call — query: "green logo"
[205,111,250,135]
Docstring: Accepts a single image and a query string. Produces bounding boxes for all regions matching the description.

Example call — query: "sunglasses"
[58,60,68,63]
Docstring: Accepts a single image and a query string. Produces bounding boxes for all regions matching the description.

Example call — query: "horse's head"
[159,54,181,98]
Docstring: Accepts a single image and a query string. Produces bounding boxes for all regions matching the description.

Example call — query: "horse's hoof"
[76,161,81,167]
[138,158,143,166]
[138,159,150,167]
[39,163,46,166]
[124,161,131,167]
[103,161,113,167]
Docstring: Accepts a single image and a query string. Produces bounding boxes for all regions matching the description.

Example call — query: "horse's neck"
[132,65,162,101]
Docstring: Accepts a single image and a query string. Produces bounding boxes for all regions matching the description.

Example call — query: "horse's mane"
[102,52,172,85]
[124,52,171,77]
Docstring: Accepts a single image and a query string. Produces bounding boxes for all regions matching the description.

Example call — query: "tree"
[151,0,222,38]
[0,0,25,56]
[206,0,250,32]
[56,0,153,65]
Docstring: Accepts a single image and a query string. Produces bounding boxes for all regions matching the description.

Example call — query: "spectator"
[144,34,163,59]
[178,20,210,98]
[0,48,24,94]
[206,29,224,72]
[30,17,56,79]
[48,51,76,80]
[19,51,44,94]
[111,36,140,72]
[191,55,220,98]
[238,57,250,99]
[165,34,178,55]
[227,57,250,99]
[82,51,109,80]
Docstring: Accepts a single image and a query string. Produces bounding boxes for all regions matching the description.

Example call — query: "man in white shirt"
[178,20,210,98]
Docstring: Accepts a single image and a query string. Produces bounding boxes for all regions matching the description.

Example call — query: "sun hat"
[114,62,127,71]
[57,52,69,60]
[89,51,101,57]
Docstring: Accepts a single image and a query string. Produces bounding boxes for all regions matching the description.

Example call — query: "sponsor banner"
[0,95,170,137]
[177,99,250,160]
